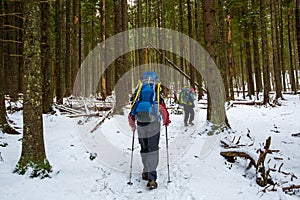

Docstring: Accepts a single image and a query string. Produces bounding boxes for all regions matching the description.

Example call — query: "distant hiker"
[128,71,170,189]
[178,86,195,127]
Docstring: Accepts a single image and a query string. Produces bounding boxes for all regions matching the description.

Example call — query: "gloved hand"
[128,113,136,131]
[164,118,171,127]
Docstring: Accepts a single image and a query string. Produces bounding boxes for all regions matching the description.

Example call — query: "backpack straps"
[157,82,161,111]
[130,80,143,111]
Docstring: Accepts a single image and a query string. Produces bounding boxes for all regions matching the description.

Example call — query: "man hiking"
[179,86,195,127]
[128,71,170,189]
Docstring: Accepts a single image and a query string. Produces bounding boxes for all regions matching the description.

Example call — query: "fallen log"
[220,151,257,168]
[282,185,300,191]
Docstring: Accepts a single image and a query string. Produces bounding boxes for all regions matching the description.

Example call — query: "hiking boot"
[189,121,194,126]
[147,180,158,189]
[142,173,148,181]
[184,122,188,127]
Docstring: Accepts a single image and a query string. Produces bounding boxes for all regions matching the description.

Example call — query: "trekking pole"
[165,126,171,183]
[127,129,135,185]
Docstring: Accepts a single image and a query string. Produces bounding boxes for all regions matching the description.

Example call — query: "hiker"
[128,71,170,189]
[179,86,195,127]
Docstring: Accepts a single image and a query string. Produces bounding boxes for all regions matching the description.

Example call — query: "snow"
[1,94,300,200]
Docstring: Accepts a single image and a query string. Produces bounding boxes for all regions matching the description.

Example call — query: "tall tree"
[260,0,271,104]
[0,1,19,135]
[226,0,234,100]
[65,0,72,96]
[279,0,286,92]
[4,1,19,101]
[72,0,80,88]
[270,0,283,100]
[194,0,204,99]
[202,0,229,127]
[114,0,129,114]
[41,0,53,113]
[296,0,300,71]
[15,0,51,177]
[242,7,255,98]
[55,0,64,104]
[251,0,262,98]
[288,7,296,93]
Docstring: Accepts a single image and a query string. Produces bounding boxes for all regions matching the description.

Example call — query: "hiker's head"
[141,71,159,83]
[190,87,195,93]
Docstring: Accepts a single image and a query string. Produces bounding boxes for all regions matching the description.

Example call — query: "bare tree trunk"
[279,0,286,92]
[65,0,71,96]
[243,25,255,98]
[15,0,51,177]
[203,0,229,126]
[295,0,300,74]
[195,0,204,99]
[41,1,53,113]
[187,0,195,89]
[260,0,271,104]
[270,0,283,100]
[216,0,229,101]
[251,0,262,98]
[72,0,80,91]
[226,0,234,100]
[55,0,64,104]
[288,9,296,93]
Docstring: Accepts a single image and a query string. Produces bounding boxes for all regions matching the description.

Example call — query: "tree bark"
[288,9,296,93]
[41,1,53,113]
[243,24,255,98]
[226,0,234,100]
[270,0,283,100]
[194,0,204,99]
[15,0,51,177]
[72,0,80,90]
[65,0,71,96]
[251,0,262,98]
[295,0,300,74]
[203,0,229,127]
[260,0,271,104]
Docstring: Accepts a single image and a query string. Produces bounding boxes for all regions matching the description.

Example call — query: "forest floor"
[0,94,300,200]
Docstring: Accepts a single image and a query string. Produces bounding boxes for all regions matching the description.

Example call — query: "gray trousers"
[137,121,160,181]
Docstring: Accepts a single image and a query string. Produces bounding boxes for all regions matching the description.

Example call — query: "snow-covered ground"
[1,94,300,200]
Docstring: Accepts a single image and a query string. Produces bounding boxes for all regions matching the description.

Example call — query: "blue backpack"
[130,71,161,123]
[178,86,193,105]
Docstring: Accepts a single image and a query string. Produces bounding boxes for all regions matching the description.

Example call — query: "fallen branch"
[54,103,82,115]
[282,185,300,191]
[220,151,257,168]
[90,108,113,133]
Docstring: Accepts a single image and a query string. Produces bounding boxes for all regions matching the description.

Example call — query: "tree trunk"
[15,0,51,177]
[65,0,71,96]
[41,1,53,113]
[187,0,195,89]
[55,0,64,104]
[202,0,229,127]
[288,9,296,93]
[114,0,128,114]
[251,0,262,98]
[5,1,19,101]
[260,0,271,104]
[295,0,300,74]
[270,0,283,100]
[243,26,255,98]
[279,0,286,92]
[72,0,80,91]
[194,0,204,99]
[226,0,234,100]
[0,1,19,135]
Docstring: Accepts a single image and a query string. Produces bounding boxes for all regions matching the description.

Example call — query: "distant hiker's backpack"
[178,86,192,105]
[130,71,161,123]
